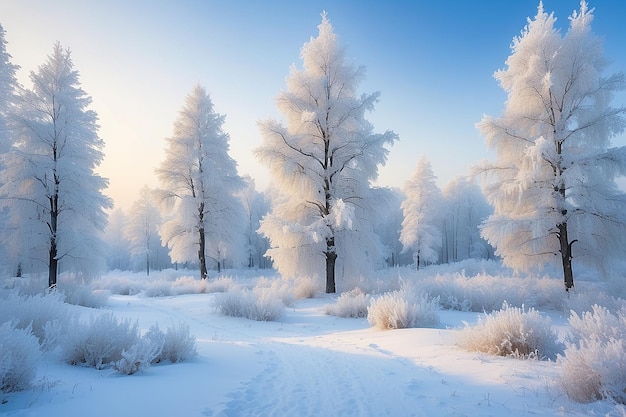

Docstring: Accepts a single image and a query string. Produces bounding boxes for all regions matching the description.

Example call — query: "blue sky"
[1,0,625,210]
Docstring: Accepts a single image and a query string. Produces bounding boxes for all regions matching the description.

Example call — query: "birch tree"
[256,13,397,293]
[0,42,111,287]
[477,2,626,291]
[156,84,245,279]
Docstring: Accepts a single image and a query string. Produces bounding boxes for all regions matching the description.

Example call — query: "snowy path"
[215,341,426,417]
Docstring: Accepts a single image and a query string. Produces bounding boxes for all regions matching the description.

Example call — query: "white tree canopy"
[476,2,626,289]
[256,13,397,292]
[156,84,245,277]
[400,155,443,269]
[0,42,111,284]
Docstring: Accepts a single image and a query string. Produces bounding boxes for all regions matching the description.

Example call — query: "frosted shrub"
[63,313,140,369]
[458,302,561,360]
[0,291,74,348]
[214,287,284,321]
[114,338,160,375]
[324,288,370,318]
[206,276,236,293]
[146,322,197,364]
[563,290,626,316]
[142,280,173,298]
[254,277,295,306]
[115,322,197,374]
[171,275,235,295]
[62,286,109,308]
[94,275,143,295]
[367,289,439,330]
[412,272,562,312]
[559,306,626,403]
[0,322,41,393]
[292,276,320,300]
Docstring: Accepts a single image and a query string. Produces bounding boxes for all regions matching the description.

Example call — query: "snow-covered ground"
[2,267,625,417]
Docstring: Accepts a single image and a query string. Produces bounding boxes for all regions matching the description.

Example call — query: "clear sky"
[1,0,625,210]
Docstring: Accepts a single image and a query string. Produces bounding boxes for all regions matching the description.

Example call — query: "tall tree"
[103,209,132,272]
[124,185,163,276]
[256,13,397,293]
[0,42,111,287]
[399,156,442,270]
[156,84,245,279]
[477,2,626,291]
[237,176,270,269]
[0,23,20,275]
[0,23,18,152]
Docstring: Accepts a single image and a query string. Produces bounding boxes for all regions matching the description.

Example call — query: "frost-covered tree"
[477,2,626,291]
[255,13,397,293]
[440,176,493,263]
[400,156,442,270]
[0,42,111,287]
[374,188,411,267]
[0,23,20,275]
[156,84,245,279]
[238,176,271,269]
[124,185,165,275]
[0,23,18,153]
[103,209,132,272]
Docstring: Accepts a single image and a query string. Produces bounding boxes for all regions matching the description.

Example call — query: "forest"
[0,1,625,415]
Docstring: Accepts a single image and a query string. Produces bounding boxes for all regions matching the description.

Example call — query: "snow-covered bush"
[411,272,562,312]
[171,275,235,295]
[292,276,319,299]
[458,302,561,359]
[324,288,370,318]
[254,277,295,306]
[93,275,143,295]
[0,291,75,348]
[114,338,160,375]
[0,322,41,393]
[214,287,284,321]
[62,313,141,369]
[145,322,197,364]
[563,289,626,316]
[114,322,197,374]
[367,289,439,330]
[61,286,109,308]
[559,306,626,403]
[142,280,173,297]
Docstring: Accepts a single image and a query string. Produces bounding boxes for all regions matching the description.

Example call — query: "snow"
[2,270,623,417]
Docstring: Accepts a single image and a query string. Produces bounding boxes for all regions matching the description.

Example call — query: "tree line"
[0,1,624,293]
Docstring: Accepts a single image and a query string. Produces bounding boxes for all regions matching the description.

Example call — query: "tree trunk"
[48,194,59,289]
[198,227,208,279]
[325,236,337,293]
[146,253,150,276]
[557,222,575,292]
[416,249,420,271]
[48,236,58,289]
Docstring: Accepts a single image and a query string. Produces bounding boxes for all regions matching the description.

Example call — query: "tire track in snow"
[214,341,429,417]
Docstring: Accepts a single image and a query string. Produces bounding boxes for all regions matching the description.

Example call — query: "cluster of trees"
[0,1,623,293]
[103,178,271,275]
